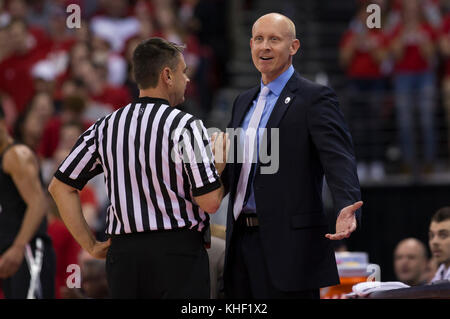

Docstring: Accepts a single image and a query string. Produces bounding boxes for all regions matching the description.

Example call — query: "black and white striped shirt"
[54,96,221,235]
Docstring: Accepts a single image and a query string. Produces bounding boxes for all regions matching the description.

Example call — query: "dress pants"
[226,219,319,299]
[106,228,210,299]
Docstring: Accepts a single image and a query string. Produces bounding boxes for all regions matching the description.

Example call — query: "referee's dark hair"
[132,37,185,89]
[0,103,4,119]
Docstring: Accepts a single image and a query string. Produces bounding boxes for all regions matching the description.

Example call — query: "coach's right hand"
[211,132,229,176]
[89,239,111,259]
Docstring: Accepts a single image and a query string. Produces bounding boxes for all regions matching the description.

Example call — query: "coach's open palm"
[325,201,363,240]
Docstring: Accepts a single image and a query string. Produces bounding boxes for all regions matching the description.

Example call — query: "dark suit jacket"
[222,71,362,292]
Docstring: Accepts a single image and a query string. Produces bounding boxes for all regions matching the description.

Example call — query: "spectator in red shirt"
[339,1,389,181]
[0,18,51,114]
[389,0,437,174]
[37,95,90,159]
[46,201,81,299]
[49,120,102,235]
[90,0,140,54]
[77,59,131,121]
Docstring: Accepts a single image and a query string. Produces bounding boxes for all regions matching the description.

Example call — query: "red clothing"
[0,27,51,113]
[80,186,98,210]
[340,29,387,78]
[389,22,437,73]
[37,116,92,159]
[90,85,131,111]
[47,218,81,299]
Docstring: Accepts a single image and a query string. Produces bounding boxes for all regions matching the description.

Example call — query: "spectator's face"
[78,61,101,88]
[403,0,421,18]
[31,93,54,123]
[429,220,450,267]
[59,125,82,151]
[168,54,189,106]
[8,0,27,19]
[70,44,90,69]
[9,21,28,52]
[250,14,299,84]
[394,241,428,285]
[105,0,128,18]
[21,112,44,148]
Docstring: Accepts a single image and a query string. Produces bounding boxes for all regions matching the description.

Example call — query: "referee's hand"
[89,239,111,259]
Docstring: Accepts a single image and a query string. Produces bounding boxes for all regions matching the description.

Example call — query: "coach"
[49,38,227,298]
[222,13,363,299]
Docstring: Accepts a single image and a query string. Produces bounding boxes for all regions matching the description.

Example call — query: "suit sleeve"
[306,85,362,224]
[220,96,240,196]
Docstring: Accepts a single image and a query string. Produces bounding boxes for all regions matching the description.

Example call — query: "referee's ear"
[161,67,173,86]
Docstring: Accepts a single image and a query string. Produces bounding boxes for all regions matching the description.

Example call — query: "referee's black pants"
[225,216,320,299]
[106,229,210,299]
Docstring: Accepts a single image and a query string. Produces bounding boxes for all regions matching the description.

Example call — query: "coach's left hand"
[325,201,363,241]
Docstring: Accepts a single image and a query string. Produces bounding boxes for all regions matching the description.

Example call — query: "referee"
[48,38,227,298]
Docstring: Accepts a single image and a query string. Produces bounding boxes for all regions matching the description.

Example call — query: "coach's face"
[169,54,190,106]
[250,14,300,84]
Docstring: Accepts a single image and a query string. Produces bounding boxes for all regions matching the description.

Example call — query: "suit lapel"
[265,72,300,136]
[233,86,260,127]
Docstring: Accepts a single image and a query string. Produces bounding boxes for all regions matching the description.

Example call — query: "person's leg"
[394,74,416,168]
[416,71,436,165]
[105,236,139,299]
[442,76,450,157]
[224,227,253,299]
[137,230,210,299]
[242,228,319,299]
[39,238,56,298]
[347,79,371,163]
[368,79,386,161]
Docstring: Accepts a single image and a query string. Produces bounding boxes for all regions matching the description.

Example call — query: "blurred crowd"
[0,0,227,299]
[339,0,450,181]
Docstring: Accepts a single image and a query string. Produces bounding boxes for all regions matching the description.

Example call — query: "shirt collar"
[435,264,450,280]
[261,65,295,97]
[134,96,170,105]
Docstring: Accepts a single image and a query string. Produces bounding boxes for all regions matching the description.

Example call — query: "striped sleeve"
[177,118,221,197]
[54,122,103,190]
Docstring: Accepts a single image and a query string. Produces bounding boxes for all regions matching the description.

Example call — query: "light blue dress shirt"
[240,65,295,215]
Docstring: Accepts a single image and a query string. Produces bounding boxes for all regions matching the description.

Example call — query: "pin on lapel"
[285,97,291,104]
